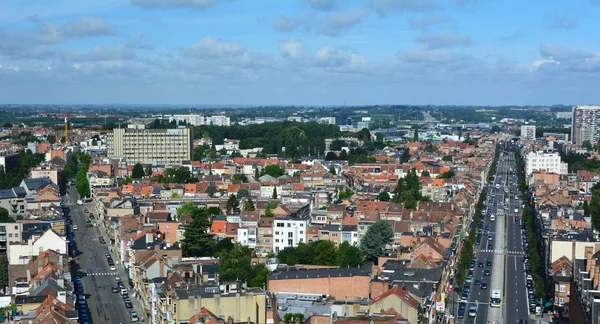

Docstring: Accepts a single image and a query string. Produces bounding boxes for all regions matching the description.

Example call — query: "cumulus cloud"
[314,46,368,72]
[536,43,600,73]
[368,0,436,16]
[130,0,230,10]
[36,16,116,44]
[416,31,471,49]
[318,9,365,36]
[272,13,315,32]
[125,33,154,50]
[183,36,273,70]
[0,30,55,60]
[305,0,337,11]
[539,43,590,61]
[400,48,472,70]
[280,39,305,59]
[67,45,137,61]
[408,15,449,30]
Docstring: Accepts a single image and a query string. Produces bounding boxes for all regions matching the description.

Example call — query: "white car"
[527,274,533,281]
[110,265,117,271]
[130,311,139,322]
[73,225,78,230]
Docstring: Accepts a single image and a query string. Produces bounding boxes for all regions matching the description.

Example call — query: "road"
[503,150,530,324]
[456,146,529,324]
[67,186,135,324]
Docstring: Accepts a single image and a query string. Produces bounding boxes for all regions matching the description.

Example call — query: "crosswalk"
[86,272,118,276]
[479,249,524,255]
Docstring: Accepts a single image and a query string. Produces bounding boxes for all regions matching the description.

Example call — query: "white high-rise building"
[571,105,600,145]
[169,114,205,126]
[272,216,309,253]
[107,127,193,165]
[521,125,536,141]
[206,115,231,127]
[525,150,568,176]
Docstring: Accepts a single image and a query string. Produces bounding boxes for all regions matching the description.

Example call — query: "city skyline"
[1,0,600,105]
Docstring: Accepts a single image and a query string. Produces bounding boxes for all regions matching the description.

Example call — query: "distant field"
[475,109,498,112]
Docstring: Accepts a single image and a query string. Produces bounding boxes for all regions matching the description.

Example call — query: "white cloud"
[272,13,315,32]
[318,8,365,36]
[416,31,471,49]
[314,46,368,72]
[368,0,437,16]
[184,36,245,58]
[67,45,137,61]
[280,39,305,59]
[35,16,116,44]
[306,0,337,11]
[183,36,273,71]
[130,0,228,10]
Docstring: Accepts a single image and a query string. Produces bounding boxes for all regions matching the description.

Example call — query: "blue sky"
[1,0,599,106]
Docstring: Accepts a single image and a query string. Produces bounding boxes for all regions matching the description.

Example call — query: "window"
[558,297,565,305]
[8,234,12,238]
[288,232,293,238]
[300,223,304,227]
[14,226,18,230]
[555,284,559,292]
[559,285,566,292]
[300,231,304,234]
[287,223,291,227]
[288,239,293,246]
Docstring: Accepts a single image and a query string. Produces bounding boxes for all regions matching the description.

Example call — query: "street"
[67,186,144,323]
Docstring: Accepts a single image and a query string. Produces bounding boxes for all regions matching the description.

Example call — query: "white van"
[490,215,496,222]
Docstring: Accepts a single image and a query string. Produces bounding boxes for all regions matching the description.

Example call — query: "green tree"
[237,188,249,199]
[413,128,419,142]
[272,187,278,199]
[339,150,348,160]
[180,205,214,257]
[218,244,253,282]
[442,155,453,162]
[47,134,56,144]
[325,151,338,161]
[400,148,411,163]
[131,163,145,179]
[357,128,371,141]
[226,194,240,214]
[583,140,593,151]
[244,197,256,211]
[421,170,430,177]
[336,241,363,267]
[438,171,456,179]
[360,220,394,261]
[254,167,260,178]
[0,207,14,222]
[249,263,270,288]
[213,238,234,257]
[329,166,336,175]
[378,191,390,202]
[313,240,337,265]
[232,174,248,183]
[338,188,354,200]
[208,206,223,216]
[144,165,153,177]
[0,255,7,292]
[262,165,286,178]
[283,313,305,324]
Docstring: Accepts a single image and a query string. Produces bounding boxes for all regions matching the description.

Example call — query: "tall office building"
[572,105,600,145]
[520,125,536,141]
[107,126,193,165]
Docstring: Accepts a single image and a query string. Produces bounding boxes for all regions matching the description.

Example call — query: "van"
[490,215,495,222]
[468,305,477,317]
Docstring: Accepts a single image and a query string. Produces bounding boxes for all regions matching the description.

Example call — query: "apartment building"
[521,125,536,141]
[272,216,309,253]
[571,105,600,145]
[525,150,568,177]
[543,132,569,143]
[107,126,193,165]
[30,164,62,188]
[0,152,20,173]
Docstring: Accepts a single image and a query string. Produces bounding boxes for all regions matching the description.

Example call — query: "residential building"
[7,228,67,265]
[30,164,63,188]
[521,125,536,141]
[169,114,205,126]
[0,152,20,173]
[107,126,193,165]
[206,115,231,127]
[525,150,568,177]
[272,216,309,253]
[571,105,600,145]
[543,132,569,143]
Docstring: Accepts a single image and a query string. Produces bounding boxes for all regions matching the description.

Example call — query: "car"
[73,225,78,230]
[112,287,119,293]
[99,237,106,244]
[466,275,473,283]
[487,243,493,249]
[484,269,491,276]
[464,286,471,294]
[130,311,139,322]
[481,281,488,289]
[468,305,477,317]
[110,264,117,271]
[526,274,533,281]
[488,234,493,241]
[474,278,481,286]
[486,260,492,266]
[460,293,468,303]
[476,239,481,244]
[457,302,467,319]
[116,275,121,281]
[478,261,484,268]
[125,302,133,308]
[105,251,110,257]
[469,263,475,271]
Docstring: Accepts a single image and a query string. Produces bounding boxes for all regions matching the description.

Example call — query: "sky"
[1,0,600,106]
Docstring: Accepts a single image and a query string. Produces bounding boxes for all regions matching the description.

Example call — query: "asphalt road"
[67,186,134,324]
[503,151,530,324]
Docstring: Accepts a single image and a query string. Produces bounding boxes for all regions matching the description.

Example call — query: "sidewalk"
[89,201,149,322]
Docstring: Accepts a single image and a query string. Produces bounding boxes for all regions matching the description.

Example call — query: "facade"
[520,125,536,141]
[525,150,568,177]
[272,216,309,253]
[206,115,231,127]
[543,132,569,143]
[169,114,205,126]
[7,229,67,265]
[0,153,21,173]
[30,164,62,188]
[107,127,193,165]
[571,105,600,145]
[556,112,572,119]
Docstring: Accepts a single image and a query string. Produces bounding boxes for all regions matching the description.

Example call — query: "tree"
[413,128,419,142]
[144,165,153,177]
[313,240,337,265]
[339,150,348,160]
[338,188,354,200]
[400,148,411,163]
[263,165,285,178]
[442,155,453,162]
[249,263,270,288]
[378,191,390,202]
[208,206,223,216]
[272,187,278,199]
[283,313,305,324]
[237,188,249,199]
[244,197,256,211]
[180,204,214,257]
[329,166,336,175]
[336,242,363,267]
[213,238,234,256]
[232,174,248,183]
[2,122,13,128]
[47,134,56,144]
[131,163,145,179]
[438,171,456,179]
[218,244,253,282]
[360,220,394,261]
[254,167,260,178]
[421,170,430,177]
[226,194,239,214]
[357,128,371,141]
[0,207,14,222]
[583,140,594,151]
[0,255,7,293]
[325,151,338,161]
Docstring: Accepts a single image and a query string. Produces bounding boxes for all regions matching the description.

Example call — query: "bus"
[490,289,502,307]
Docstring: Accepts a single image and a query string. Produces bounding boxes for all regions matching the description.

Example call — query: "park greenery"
[75,153,92,199]
[390,168,428,209]
[0,150,46,190]
[277,240,363,267]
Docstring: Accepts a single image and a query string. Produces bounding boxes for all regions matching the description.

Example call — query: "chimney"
[26,269,31,282]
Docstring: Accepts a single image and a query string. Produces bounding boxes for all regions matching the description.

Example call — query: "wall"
[267,275,372,300]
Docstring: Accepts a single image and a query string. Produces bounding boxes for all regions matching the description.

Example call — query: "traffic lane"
[72,203,131,324]
[506,255,529,324]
